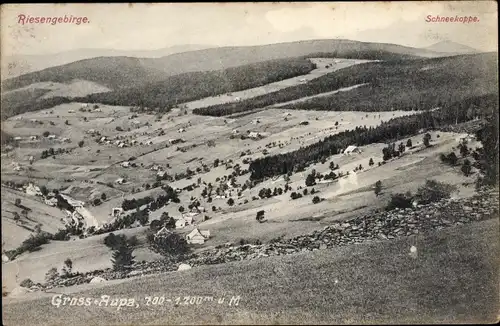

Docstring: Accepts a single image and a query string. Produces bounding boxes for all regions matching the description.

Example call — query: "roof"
[344,145,359,152]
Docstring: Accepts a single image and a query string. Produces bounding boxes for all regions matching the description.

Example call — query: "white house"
[175,218,187,229]
[29,135,39,140]
[25,183,42,197]
[155,226,173,238]
[185,228,210,244]
[115,178,125,184]
[121,162,130,168]
[248,132,260,140]
[48,135,56,140]
[343,145,361,155]
[14,136,22,141]
[111,207,124,218]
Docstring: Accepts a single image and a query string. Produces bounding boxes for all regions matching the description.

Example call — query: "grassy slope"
[3,218,498,325]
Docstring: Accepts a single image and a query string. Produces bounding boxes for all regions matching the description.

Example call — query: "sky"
[1,2,497,56]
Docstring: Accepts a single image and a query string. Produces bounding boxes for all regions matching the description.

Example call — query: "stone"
[89,276,106,284]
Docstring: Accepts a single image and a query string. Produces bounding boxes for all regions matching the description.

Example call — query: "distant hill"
[422,41,478,54]
[1,44,211,80]
[2,39,452,93]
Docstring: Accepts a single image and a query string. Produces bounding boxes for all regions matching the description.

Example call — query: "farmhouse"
[44,198,58,206]
[343,145,361,155]
[111,207,124,218]
[185,228,210,244]
[175,218,187,229]
[155,226,173,239]
[25,183,42,197]
[248,132,261,140]
[59,194,85,208]
[115,178,126,184]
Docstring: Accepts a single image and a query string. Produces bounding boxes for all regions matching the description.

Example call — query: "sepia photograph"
[1,2,498,325]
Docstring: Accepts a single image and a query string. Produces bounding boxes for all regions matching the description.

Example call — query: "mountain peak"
[423,40,479,54]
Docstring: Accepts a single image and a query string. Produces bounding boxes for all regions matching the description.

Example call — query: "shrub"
[20,278,34,288]
[406,139,413,148]
[227,198,235,206]
[386,193,413,211]
[256,210,265,222]
[15,198,21,207]
[423,133,432,147]
[414,180,457,205]
[369,158,374,166]
[312,196,321,204]
[45,267,59,282]
[461,159,472,177]
[374,180,382,196]
[147,232,189,257]
[78,140,84,148]
[111,242,135,271]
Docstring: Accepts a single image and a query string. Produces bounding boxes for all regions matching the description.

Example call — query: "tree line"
[249,94,498,181]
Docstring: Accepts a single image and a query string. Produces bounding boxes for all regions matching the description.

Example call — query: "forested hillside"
[193,53,498,116]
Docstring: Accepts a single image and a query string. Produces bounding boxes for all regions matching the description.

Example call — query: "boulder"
[89,276,106,284]
[178,263,192,271]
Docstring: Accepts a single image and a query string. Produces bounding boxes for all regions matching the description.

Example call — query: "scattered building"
[185,228,210,244]
[343,145,361,155]
[111,207,124,218]
[115,178,126,184]
[25,183,42,197]
[155,226,174,238]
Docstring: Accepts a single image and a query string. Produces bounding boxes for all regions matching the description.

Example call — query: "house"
[155,226,174,238]
[118,143,126,148]
[234,96,241,102]
[146,140,153,146]
[111,207,124,217]
[178,128,186,133]
[61,138,71,143]
[248,132,260,140]
[100,136,107,143]
[93,108,102,112]
[185,228,210,244]
[175,218,187,229]
[232,129,240,135]
[68,110,75,113]
[115,178,125,184]
[29,135,39,140]
[87,129,96,135]
[343,145,361,155]
[59,194,85,208]
[283,112,292,117]
[47,135,56,140]
[121,162,130,168]
[45,198,58,207]
[14,136,22,141]
[25,183,42,196]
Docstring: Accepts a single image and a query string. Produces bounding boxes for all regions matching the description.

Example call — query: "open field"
[3,218,498,325]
